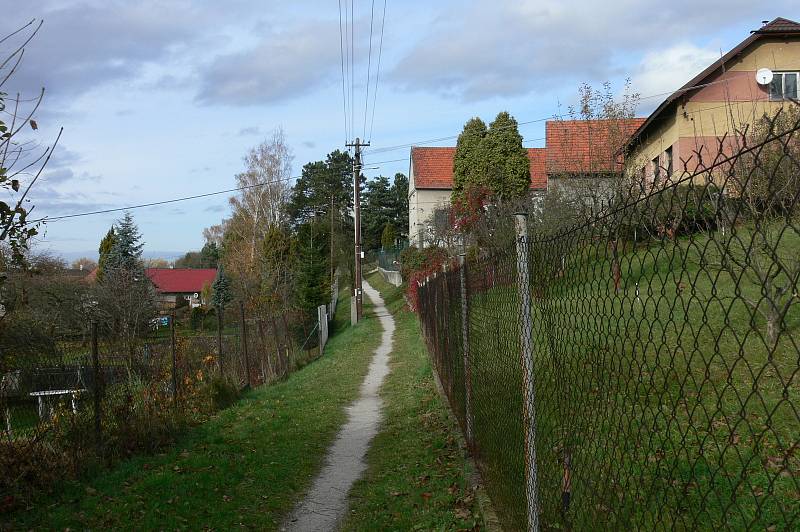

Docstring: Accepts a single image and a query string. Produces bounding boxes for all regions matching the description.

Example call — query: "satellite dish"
[756,68,774,86]
[193,292,200,299]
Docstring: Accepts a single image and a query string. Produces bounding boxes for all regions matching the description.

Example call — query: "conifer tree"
[483,111,530,200]
[97,227,117,282]
[107,211,144,272]
[452,117,488,199]
[211,264,233,311]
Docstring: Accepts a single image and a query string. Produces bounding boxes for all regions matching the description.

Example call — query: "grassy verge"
[3,290,380,530]
[342,273,481,531]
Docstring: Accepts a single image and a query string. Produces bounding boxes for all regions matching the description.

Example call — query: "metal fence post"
[459,253,474,449]
[515,212,540,532]
[170,311,178,404]
[240,302,251,388]
[91,322,102,457]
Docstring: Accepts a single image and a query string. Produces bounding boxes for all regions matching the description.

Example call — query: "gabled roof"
[628,17,800,147]
[145,268,217,294]
[410,146,547,190]
[546,119,646,174]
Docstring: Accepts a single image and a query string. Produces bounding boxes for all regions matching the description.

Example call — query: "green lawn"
[343,273,482,531]
[2,290,381,530]
[424,224,800,530]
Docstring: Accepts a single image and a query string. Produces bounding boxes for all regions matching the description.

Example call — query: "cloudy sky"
[1,0,796,260]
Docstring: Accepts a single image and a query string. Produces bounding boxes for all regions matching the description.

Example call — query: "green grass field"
[342,273,481,531]
[2,290,381,530]
[428,224,800,530]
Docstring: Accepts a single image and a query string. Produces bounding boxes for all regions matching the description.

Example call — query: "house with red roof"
[625,17,800,186]
[145,268,217,310]
[408,118,644,247]
[408,146,547,247]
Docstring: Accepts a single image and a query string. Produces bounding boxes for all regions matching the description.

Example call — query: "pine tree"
[211,264,233,311]
[452,117,488,199]
[362,176,394,250]
[107,212,144,272]
[200,241,219,268]
[97,227,117,282]
[293,221,330,319]
[483,112,530,199]
[391,173,409,237]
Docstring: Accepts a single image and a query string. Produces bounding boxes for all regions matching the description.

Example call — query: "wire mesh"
[1,302,331,507]
[417,110,800,530]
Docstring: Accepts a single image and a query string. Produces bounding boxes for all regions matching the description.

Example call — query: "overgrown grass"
[2,290,381,530]
[342,273,481,530]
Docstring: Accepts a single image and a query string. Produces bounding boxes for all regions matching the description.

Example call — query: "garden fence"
[417,110,800,530]
[1,301,335,506]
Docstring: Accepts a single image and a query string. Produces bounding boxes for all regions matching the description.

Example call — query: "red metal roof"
[546,119,646,175]
[411,146,548,190]
[145,268,217,294]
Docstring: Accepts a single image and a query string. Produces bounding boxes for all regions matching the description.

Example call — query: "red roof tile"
[145,268,217,294]
[411,146,548,190]
[546,119,645,175]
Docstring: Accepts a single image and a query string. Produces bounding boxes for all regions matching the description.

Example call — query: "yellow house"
[626,17,800,185]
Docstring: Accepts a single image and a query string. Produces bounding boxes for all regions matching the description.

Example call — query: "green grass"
[2,290,381,530]
[342,273,482,531]
[440,224,800,530]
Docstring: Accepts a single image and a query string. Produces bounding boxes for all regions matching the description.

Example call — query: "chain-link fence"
[1,299,336,506]
[417,110,800,530]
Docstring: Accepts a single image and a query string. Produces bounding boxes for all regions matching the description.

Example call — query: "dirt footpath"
[283,280,394,531]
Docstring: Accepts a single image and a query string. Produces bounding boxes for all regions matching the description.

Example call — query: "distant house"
[144,268,217,310]
[626,17,800,186]
[545,118,646,206]
[407,118,645,247]
[408,147,547,247]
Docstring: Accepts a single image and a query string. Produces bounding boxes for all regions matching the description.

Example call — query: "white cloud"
[388,0,798,101]
[195,22,342,106]
[631,43,722,99]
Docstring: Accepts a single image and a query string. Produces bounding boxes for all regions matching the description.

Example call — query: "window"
[769,72,799,101]
[665,146,673,176]
[652,155,660,183]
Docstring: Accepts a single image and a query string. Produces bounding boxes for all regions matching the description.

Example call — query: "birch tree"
[228,128,293,265]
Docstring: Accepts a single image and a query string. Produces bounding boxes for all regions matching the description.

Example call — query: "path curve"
[283,280,394,531]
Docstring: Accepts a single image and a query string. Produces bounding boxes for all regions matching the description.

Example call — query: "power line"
[366,84,773,156]
[362,0,375,139]
[349,0,355,144]
[368,0,387,143]
[338,0,348,145]
[28,155,409,224]
[31,78,775,225]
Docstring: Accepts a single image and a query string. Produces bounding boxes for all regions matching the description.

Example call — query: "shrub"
[402,246,449,312]
[189,307,204,330]
[204,375,240,410]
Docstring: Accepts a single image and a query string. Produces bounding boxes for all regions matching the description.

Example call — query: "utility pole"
[346,137,369,322]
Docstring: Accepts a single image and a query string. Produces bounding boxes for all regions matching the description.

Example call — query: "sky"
[0,0,796,261]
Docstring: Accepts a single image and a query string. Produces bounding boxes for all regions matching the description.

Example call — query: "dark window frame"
[665,145,673,176]
[769,71,799,101]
